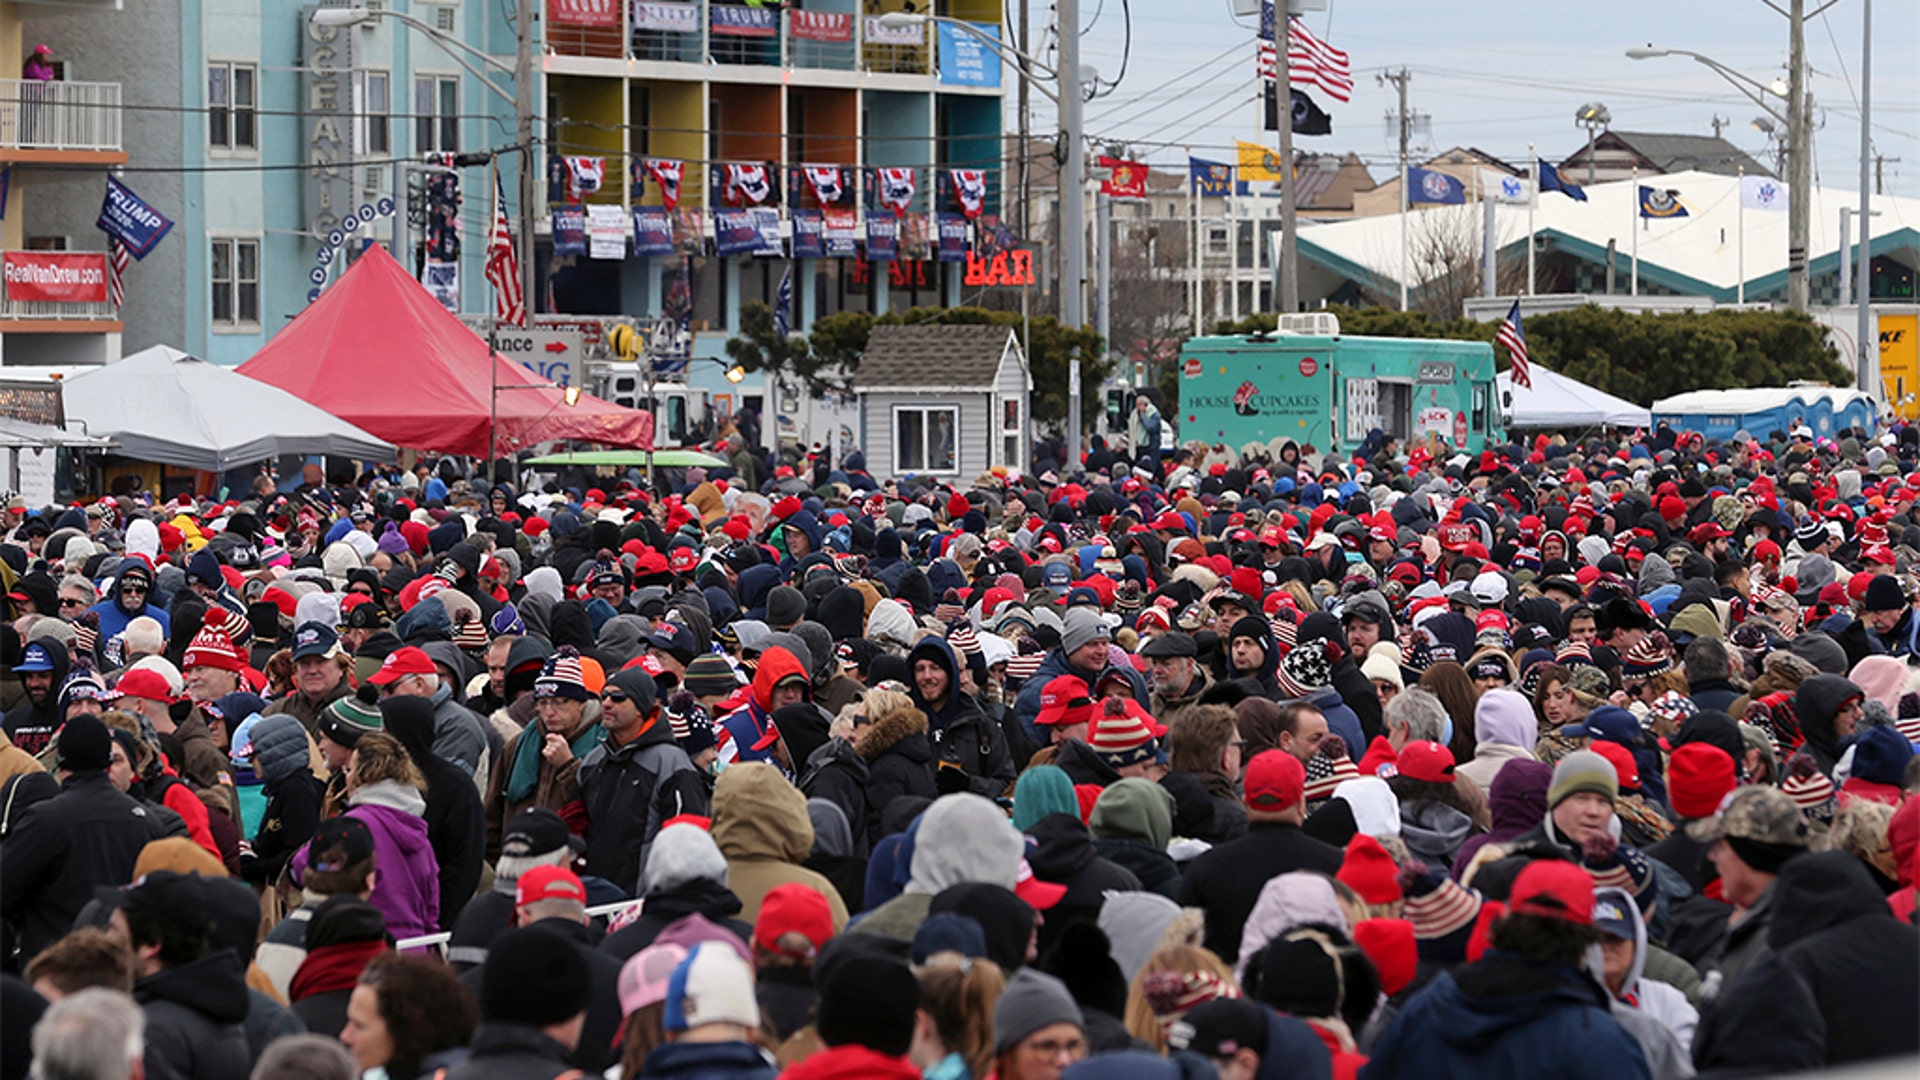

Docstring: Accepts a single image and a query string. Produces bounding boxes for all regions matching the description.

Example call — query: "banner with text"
[551,0,619,27]
[710,5,776,36]
[632,207,675,256]
[936,21,1001,87]
[791,209,824,260]
[936,212,970,262]
[96,176,174,259]
[631,1,699,32]
[551,207,587,256]
[3,252,108,303]
[866,215,898,262]
[790,11,852,41]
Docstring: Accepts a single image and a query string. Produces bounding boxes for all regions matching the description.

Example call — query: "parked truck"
[1167,314,1505,456]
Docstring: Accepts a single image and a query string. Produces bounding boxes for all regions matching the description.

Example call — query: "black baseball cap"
[502,807,583,858]
[341,603,389,631]
[119,870,214,930]
[1166,998,1271,1060]
[291,621,339,660]
[308,816,377,872]
[1139,631,1199,659]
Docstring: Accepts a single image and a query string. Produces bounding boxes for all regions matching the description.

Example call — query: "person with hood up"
[601,821,753,962]
[88,558,170,642]
[486,647,603,849]
[1026,808,1142,958]
[381,693,487,928]
[1358,861,1652,1080]
[1226,614,1284,699]
[908,635,1016,798]
[237,711,326,887]
[111,870,252,1080]
[1456,688,1540,791]
[1090,777,1182,901]
[1692,850,1920,1071]
[718,645,810,770]
[1791,672,1864,778]
[710,761,850,928]
[1590,886,1697,1077]
[578,664,709,896]
[292,731,442,941]
[853,686,940,850]
[853,792,1025,942]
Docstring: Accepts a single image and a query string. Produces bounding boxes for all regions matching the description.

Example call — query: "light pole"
[1574,102,1610,185]
[1627,44,1807,311]
[310,2,537,322]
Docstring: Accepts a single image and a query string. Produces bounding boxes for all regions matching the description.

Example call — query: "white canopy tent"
[60,346,395,471]
[1497,364,1651,429]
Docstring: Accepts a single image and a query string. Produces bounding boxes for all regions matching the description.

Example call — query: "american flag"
[486,171,525,327]
[1286,18,1351,102]
[106,237,128,308]
[1498,300,1532,389]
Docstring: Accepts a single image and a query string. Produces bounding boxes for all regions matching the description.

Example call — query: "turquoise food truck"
[1173,318,1505,455]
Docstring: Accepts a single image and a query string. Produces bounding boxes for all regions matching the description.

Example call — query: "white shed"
[857,325,1031,480]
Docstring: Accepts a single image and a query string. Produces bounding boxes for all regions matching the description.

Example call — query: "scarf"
[289,940,387,1002]
[503,718,604,804]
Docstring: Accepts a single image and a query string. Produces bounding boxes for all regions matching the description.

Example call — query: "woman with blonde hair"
[294,731,441,940]
[1122,944,1240,1051]
[853,685,940,849]
[910,954,1005,1080]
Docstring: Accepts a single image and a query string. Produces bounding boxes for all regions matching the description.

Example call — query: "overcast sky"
[1026,0,1918,201]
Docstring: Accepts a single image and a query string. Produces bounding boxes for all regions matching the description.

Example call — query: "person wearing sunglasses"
[84,559,169,641]
[577,666,710,894]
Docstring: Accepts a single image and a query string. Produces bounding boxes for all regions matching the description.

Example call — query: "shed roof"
[859,324,1017,389]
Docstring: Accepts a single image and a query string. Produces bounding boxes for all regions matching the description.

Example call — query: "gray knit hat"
[993,968,1085,1055]
[1060,607,1110,657]
[1548,749,1619,808]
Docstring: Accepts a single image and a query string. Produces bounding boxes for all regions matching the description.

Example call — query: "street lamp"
[876,7,1088,469]
[310,1,538,330]
[1628,43,1808,311]
[1574,102,1611,185]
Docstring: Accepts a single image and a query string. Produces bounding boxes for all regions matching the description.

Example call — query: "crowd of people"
[2,420,1918,1080]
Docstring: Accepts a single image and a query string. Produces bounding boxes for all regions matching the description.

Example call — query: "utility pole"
[515,0,538,319]
[1381,68,1412,311]
[1785,0,1810,312]
[1875,154,1898,195]
[1096,191,1111,393]
[1710,114,1729,138]
[1274,9,1298,315]
[1017,0,1030,246]
[1060,0,1085,469]
[1856,0,1873,395]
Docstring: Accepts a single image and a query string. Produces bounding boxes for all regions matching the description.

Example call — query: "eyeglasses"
[601,690,629,704]
[59,597,88,609]
[119,584,147,596]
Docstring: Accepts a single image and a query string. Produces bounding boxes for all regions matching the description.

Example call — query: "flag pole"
[1526,143,1536,296]
[1630,164,1639,297]
[1229,170,1240,324]
[1188,148,1200,337]
[1737,165,1746,305]
[1398,150,1409,311]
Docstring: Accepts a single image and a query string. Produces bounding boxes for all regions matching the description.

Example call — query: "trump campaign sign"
[4,252,109,303]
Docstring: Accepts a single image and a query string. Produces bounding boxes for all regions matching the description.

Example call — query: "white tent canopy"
[1497,364,1650,429]
[61,346,395,471]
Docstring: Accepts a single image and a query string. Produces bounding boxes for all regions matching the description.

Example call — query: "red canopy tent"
[238,245,652,457]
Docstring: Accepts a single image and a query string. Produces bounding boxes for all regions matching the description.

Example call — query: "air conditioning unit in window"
[432,5,455,32]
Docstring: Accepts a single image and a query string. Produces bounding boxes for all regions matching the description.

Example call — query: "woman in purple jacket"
[294,732,442,940]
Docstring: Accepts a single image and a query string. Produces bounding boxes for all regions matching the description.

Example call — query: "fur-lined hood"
[857,707,930,762]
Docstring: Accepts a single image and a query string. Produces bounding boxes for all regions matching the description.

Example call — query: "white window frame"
[362,69,391,156]
[210,236,262,332]
[414,73,460,154]
[893,403,960,476]
[999,395,1022,469]
[207,60,259,154]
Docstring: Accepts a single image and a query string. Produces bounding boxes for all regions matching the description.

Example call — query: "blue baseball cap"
[16,643,55,673]
[1558,705,1642,746]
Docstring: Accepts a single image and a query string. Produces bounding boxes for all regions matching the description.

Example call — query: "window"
[1207,226,1228,255]
[415,75,459,154]
[208,61,257,150]
[210,238,260,329]
[1001,397,1022,469]
[364,71,390,155]
[894,405,958,474]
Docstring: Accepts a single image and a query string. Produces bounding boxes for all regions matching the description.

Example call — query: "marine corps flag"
[1264,84,1332,136]
[1236,141,1288,183]
[1098,157,1147,200]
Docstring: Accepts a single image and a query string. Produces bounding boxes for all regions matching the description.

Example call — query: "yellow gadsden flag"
[1237,141,1287,183]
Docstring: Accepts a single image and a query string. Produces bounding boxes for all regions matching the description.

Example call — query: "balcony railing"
[0,79,122,152]
[0,295,119,321]
[549,3,943,77]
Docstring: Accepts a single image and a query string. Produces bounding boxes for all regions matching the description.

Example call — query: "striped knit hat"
[1402,871,1482,949]
[1554,640,1596,669]
[1088,698,1159,768]
[535,647,592,701]
[1779,751,1837,823]
[1141,969,1239,1027]
[316,695,383,749]
[1619,632,1675,681]
[948,623,982,658]
[1006,639,1046,682]
[1274,640,1332,700]
[182,626,246,673]
[1302,739,1360,806]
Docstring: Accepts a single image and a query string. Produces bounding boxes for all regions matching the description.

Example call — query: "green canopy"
[523,449,729,469]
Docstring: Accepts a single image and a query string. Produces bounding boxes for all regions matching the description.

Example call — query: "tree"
[724,302,851,397]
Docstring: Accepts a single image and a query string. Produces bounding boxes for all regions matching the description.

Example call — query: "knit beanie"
[1337,834,1402,905]
[1253,933,1343,1019]
[766,586,806,629]
[993,969,1084,1055]
[1547,749,1619,808]
[644,822,729,897]
[1060,607,1110,657]
[1779,751,1837,823]
[663,941,759,1033]
[481,926,592,1026]
[815,954,921,1056]
[683,654,743,698]
[1665,743,1736,820]
[1087,698,1159,769]
[1274,639,1333,699]
[1352,918,1418,997]
[534,646,592,701]
[315,695,383,749]
[56,713,112,772]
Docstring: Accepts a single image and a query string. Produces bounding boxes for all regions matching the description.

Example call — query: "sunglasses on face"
[60,597,87,608]
[120,585,147,596]
[601,690,629,704]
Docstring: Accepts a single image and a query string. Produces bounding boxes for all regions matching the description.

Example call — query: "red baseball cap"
[1591,740,1640,791]
[1688,522,1731,544]
[754,883,836,957]
[114,668,177,705]
[1014,859,1067,910]
[1034,675,1094,728]
[1396,740,1456,784]
[1243,750,1305,812]
[368,646,437,685]
[668,547,699,574]
[1509,860,1594,925]
[751,718,783,752]
[515,864,587,907]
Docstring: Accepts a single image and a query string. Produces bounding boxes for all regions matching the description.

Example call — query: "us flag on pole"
[486,171,525,326]
[1286,16,1352,102]
[1498,300,1532,389]
[106,237,128,309]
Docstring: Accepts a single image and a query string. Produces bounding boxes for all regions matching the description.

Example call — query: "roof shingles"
[858,324,1014,389]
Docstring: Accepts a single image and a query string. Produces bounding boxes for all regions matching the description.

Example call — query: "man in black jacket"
[0,714,168,962]
[448,926,593,1080]
[110,871,253,1080]
[1178,750,1342,963]
[381,694,486,928]
[577,665,709,895]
